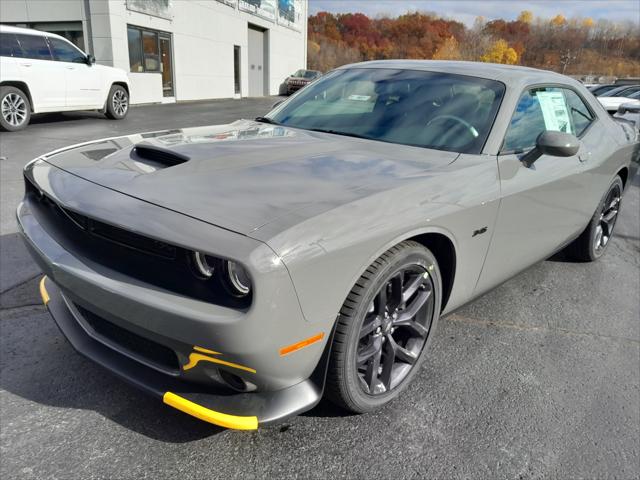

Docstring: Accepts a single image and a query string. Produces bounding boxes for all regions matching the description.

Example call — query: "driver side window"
[503,87,575,153]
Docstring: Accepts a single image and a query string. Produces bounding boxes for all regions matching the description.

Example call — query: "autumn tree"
[551,14,567,27]
[480,39,519,64]
[307,11,640,77]
[518,10,534,24]
[433,36,461,60]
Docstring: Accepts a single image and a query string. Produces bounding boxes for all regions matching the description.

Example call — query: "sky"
[308,0,640,26]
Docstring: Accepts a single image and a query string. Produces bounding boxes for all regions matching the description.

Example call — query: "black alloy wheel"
[593,182,621,255]
[326,241,442,413]
[566,175,624,261]
[356,265,434,395]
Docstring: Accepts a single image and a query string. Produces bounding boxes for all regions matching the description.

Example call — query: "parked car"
[598,90,640,113]
[588,84,619,96]
[21,61,636,430]
[283,69,322,94]
[0,25,130,131]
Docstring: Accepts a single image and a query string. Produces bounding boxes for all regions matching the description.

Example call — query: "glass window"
[234,45,241,94]
[504,87,575,153]
[504,87,595,153]
[14,34,51,60]
[0,33,21,57]
[48,37,86,63]
[127,25,162,73]
[269,68,505,154]
[563,89,594,137]
[127,26,143,72]
[143,30,159,71]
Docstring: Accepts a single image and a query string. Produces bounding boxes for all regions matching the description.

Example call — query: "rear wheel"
[325,241,442,413]
[0,86,31,131]
[105,84,129,120]
[566,176,623,261]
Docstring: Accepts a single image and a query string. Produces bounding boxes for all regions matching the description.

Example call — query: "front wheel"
[105,85,129,120]
[565,175,623,261]
[325,241,442,413]
[0,86,31,131]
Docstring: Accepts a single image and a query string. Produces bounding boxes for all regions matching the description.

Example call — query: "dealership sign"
[126,0,173,19]
[277,0,303,31]
[239,0,276,22]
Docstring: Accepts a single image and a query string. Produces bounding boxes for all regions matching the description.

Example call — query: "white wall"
[105,0,307,102]
[1,0,308,103]
[0,0,84,22]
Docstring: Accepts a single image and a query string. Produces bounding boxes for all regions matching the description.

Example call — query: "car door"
[47,36,102,108]
[475,86,595,294]
[13,33,66,111]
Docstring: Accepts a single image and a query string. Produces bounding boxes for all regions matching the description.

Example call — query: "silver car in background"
[18,61,636,429]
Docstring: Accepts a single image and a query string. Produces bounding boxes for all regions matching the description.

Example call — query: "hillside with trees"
[307,10,640,77]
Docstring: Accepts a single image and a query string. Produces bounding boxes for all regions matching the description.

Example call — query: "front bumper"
[39,276,325,429]
[17,160,333,429]
[286,82,308,94]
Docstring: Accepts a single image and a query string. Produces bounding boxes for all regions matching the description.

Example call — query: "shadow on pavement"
[28,111,108,126]
[0,302,225,442]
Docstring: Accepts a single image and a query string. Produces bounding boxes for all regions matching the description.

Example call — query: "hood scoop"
[132,143,190,168]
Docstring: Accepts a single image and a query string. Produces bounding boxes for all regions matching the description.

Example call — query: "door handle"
[66,66,75,70]
[19,63,32,67]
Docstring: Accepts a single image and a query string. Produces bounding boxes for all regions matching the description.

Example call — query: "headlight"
[224,260,251,296]
[191,251,215,278]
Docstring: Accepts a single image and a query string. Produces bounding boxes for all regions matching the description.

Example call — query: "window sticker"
[348,94,372,101]
[536,91,573,134]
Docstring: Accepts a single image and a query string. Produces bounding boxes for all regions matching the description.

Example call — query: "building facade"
[0,0,308,104]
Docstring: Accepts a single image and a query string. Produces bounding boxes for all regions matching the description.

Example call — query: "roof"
[0,24,65,41]
[339,60,577,89]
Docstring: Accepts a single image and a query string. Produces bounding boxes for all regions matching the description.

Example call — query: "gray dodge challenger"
[18,61,636,429]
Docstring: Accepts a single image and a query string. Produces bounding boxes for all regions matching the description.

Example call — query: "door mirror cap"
[521,131,580,167]
[536,131,580,157]
[86,54,96,65]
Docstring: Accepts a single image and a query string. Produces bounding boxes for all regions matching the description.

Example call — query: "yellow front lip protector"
[163,392,258,430]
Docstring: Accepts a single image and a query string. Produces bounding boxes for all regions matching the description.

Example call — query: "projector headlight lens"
[225,260,251,296]
[192,251,215,278]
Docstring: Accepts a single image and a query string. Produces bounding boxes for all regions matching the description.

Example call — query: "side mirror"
[522,131,580,167]
[618,102,640,114]
[86,54,96,65]
[537,131,580,157]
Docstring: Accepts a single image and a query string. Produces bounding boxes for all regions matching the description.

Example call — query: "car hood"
[42,120,458,236]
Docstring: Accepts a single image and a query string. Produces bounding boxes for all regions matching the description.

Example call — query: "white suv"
[0,25,130,131]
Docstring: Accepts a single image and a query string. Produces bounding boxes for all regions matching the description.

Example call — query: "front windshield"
[269,68,505,153]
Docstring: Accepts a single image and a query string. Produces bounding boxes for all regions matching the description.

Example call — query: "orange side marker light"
[279,333,324,356]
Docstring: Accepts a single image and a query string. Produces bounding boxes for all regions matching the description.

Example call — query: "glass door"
[159,34,174,97]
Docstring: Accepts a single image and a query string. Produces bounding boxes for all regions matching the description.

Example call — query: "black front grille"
[24,174,251,309]
[76,304,180,372]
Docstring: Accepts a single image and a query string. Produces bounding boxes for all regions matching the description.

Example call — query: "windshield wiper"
[254,116,279,125]
[308,128,370,140]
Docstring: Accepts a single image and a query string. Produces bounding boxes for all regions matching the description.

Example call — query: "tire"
[0,86,31,131]
[565,175,624,262]
[105,84,129,120]
[325,241,442,413]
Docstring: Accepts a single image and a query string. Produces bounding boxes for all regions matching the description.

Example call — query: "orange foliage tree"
[308,10,640,77]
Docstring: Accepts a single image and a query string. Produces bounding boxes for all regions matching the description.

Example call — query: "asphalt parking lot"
[1,99,639,479]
